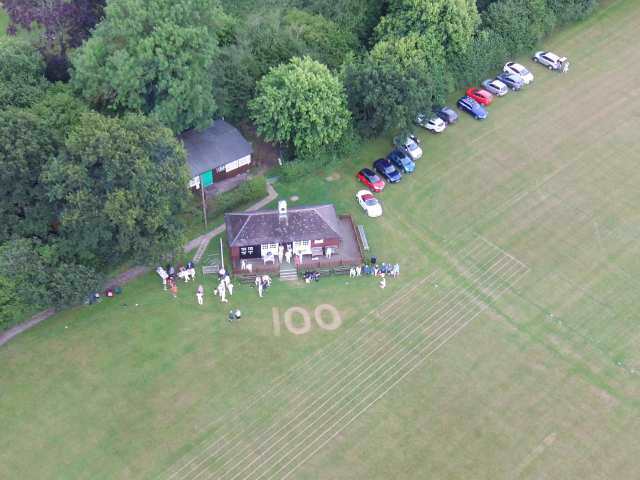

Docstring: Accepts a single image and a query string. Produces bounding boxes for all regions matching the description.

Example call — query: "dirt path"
[0,183,279,348]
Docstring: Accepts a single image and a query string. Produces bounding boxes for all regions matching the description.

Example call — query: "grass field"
[2,0,640,478]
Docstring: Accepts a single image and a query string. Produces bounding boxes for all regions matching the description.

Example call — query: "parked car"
[496,72,524,91]
[394,134,423,160]
[356,190,382,218]
[434,106,458,124]
[457,96,488,120]
[387,149,415,173]
[503,62,534,84]
[373,158,402,183]
[357,168,385,192]
[416,113,447,133]
[482,78,508,96]
[466,87,494,106]
[533,51,569,72]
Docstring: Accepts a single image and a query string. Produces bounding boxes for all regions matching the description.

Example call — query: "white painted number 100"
[272,304,342,336]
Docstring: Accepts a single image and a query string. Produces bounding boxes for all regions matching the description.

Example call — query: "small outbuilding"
[180,119,253,189]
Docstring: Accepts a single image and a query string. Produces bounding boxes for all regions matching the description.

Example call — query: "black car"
[434,106,459,125]
[373,158,402,183]
[496,72,524,91]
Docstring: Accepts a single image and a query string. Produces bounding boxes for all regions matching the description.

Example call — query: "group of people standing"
[209,266,233,304]
[159,262,197,298]
[349,261,400,289]
[254,275,272,297]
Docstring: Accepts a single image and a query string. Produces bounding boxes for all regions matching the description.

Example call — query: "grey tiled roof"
[179,120,252,176]
[225,204,342,247]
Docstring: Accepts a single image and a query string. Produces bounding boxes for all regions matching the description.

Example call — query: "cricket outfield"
[1,1,640,478]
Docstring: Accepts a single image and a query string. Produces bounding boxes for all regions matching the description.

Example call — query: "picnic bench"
[357,224,369,251]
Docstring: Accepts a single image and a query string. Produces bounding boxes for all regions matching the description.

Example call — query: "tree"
[214,9,304,122]
[42,113,190,266]
[4,0,106,80]
[482,0,555,53]
[547,0,598,25]
[0,108,59,242]
[30,83,90,145]
[344,34,449,136]
[71,0,228,133]
[249,56,351,158]
[0,37,48,109]
[4,0,105,53]
[375,0,480,59]
[215,8,357,122]
[298,0,385,45]
[283,9,358,70]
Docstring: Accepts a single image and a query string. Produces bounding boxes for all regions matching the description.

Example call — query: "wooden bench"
[357,225,370,251]
[202,265,219,275]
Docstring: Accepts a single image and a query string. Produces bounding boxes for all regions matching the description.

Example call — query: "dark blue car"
[373,158,402,183]
[387,149,415,174]
[457,96,488,120]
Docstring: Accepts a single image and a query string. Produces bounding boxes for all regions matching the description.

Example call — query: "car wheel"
[548,65,553,70]
[533,57,539,63]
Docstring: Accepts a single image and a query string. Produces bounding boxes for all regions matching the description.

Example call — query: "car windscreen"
[406,142,417,151]
[364,198,377,206]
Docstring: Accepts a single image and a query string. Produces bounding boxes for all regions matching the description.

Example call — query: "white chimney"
[278,200,288,225]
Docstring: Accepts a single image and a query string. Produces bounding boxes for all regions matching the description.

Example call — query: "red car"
[466,87,493,106]
[357,168,385,192]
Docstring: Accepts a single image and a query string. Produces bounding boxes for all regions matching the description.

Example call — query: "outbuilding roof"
[225,204,342,247]
[179,120,253,177]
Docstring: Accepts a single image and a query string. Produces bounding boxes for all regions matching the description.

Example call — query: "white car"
[415,113,446,133]
[356,190,382,218]
[533,51,569,72]
[397,134,423,160]
[503,62,534,84]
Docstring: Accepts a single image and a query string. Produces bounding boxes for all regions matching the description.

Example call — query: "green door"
[200,170,214,187]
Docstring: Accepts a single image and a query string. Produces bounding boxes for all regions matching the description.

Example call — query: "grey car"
[434,106,459,125]
[496,72,524,91]
[482,78,508,96]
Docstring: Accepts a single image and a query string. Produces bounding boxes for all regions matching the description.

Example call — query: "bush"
[452,29,510,85]
[482,0,556,54]
[0,276,25,331]
[208,176,268,215]
[547,0,598,25]
[0,239,103,330]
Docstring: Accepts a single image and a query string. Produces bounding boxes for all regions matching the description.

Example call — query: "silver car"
[533,51,569,72]
[482,78,508,96]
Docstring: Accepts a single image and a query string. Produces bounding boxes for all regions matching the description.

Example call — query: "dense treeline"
[0,0,598,328]
[0,35,189,328]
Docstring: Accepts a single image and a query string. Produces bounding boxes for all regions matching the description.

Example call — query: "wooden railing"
[231,262,279,276]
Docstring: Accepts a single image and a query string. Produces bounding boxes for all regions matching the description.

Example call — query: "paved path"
[189,183,278,264]
[0,183,279,347]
